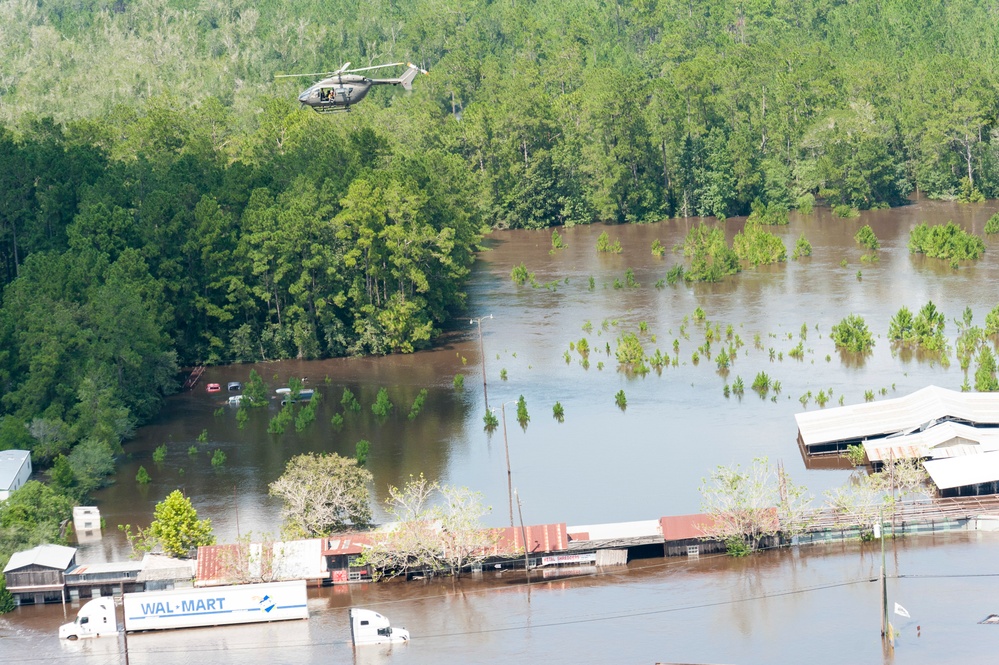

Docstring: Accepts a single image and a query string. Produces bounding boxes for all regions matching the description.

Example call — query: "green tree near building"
[120,490,214,559]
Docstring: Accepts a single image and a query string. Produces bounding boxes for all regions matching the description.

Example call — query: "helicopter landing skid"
[312,105,351,114]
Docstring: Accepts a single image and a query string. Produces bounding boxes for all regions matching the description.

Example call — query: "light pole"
[470,315,493,411]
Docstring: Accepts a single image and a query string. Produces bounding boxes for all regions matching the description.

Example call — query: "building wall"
[5,564,66,591]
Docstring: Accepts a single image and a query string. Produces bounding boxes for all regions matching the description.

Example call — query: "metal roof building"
[0,449,31,501]
[796,386,999,456]
[4,544,77,574]
[3,544,77,605]
[863,421,999,464]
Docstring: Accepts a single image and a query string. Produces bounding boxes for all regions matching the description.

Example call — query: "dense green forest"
[3,0,999,581]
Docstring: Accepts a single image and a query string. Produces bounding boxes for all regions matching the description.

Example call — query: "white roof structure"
[65,560,144,576]
[863,421,999,463]
[3,544,77,573]
[796,386,999,450]
[137,553,196,583]
[566,520,661,541]
[924,453,999,491]
[269,538,327,580]
[0,449,30,489]
[195,539,326,587]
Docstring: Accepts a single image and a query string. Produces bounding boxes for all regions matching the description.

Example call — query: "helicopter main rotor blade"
[275,62,352,79]
[274,72,336,79]
[342,62,406,74]
[273,61,408,80]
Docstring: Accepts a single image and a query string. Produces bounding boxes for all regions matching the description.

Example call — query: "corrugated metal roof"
[488,524,568,556]
[660,510,778,540]
[796,386,999,448]
[323,534,372,556]
[925,453,999,490]
[863,421,999,463]
[65,561,143,577]
[0,449,30,490]
[3,544,76,573]
[566,520,661,541]
[659,514,715,541]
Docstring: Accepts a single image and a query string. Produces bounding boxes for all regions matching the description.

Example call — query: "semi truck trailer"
[60,580,308,639]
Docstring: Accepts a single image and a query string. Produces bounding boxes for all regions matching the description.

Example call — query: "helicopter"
[277,61,428,113]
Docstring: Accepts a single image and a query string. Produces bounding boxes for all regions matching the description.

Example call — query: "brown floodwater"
[4,533,999,664]
[4,200,999,662]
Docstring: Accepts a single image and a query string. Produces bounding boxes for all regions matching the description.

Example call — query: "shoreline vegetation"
[5,0,999,607]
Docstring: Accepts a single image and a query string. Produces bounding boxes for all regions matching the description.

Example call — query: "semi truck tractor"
[60,580,308,639]
[349,608,410,645]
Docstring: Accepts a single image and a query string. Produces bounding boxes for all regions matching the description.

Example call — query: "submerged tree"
[831,314,875,353]
[699,457,812,555]
[975,346,999,392]
[269,453,373,538]
[360,475,496,579]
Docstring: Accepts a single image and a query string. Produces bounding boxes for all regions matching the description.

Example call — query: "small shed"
[3,544,76,605]
[0,449,32,501]
[72,506,102,543]
[324,534,374,584]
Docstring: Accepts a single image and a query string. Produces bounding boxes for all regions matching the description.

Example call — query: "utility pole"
[499,402,515,527]
[470,315,493,411]
[121,582,130,665]
[515,489,530,587]
[234,483,240,540]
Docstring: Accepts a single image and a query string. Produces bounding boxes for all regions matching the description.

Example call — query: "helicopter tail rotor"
[398,63,429,91]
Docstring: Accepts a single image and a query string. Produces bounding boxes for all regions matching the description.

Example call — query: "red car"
[206,383,221,392]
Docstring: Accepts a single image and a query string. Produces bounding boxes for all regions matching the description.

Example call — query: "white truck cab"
[59,597,117,639]
[349,608,410,645]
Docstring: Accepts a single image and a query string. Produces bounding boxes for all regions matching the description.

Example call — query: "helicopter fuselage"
[298,74,390,112]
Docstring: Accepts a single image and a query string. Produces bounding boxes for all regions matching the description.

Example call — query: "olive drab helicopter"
[277,61,428,113]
